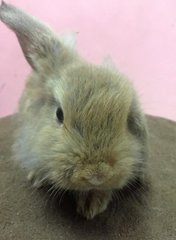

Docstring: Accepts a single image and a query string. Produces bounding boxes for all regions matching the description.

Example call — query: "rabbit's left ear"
[0,1,64,72]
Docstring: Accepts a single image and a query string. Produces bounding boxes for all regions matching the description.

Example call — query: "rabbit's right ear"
[102,55,118,72]
[0,1,63,72]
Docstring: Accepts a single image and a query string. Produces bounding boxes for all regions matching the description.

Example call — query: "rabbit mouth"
[68,179,116,192]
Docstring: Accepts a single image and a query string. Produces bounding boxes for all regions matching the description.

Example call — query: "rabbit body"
[0,2,148,219]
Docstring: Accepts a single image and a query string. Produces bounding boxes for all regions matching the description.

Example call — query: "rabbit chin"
[64,179,130,192]
[49,171,133,192]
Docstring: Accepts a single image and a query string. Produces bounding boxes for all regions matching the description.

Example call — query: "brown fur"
[0,2,148,219]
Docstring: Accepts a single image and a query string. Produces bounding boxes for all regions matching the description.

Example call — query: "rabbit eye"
[56,107,64,123]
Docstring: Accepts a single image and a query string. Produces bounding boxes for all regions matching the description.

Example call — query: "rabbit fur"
[0,1,148,219]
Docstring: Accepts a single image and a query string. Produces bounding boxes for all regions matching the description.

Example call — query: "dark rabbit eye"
[56,107,64,123]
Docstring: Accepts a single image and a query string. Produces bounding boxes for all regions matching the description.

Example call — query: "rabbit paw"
[77,190,112,219]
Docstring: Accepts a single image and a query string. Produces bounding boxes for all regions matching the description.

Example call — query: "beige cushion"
[0,115,176,240]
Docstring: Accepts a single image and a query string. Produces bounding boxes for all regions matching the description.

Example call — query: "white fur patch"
[59,32,77,49]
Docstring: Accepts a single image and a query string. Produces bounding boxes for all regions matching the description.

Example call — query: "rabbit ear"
[59,32,78,49]
[0,1,61,71]
[102,55,118,72]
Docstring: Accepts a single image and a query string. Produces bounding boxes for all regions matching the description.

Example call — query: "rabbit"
[0,1,148,219]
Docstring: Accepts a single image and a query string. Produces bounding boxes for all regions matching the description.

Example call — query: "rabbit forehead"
[50,63,133,103]
[48,64,134,145]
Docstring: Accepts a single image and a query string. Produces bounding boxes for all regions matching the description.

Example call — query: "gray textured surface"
[0,115,176,240]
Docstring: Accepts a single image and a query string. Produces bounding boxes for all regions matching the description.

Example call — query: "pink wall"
[0,0,176,120]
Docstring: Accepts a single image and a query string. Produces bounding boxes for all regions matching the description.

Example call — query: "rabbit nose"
[87,176,104,186]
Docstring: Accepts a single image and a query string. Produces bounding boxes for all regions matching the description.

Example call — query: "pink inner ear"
[0,0,176,121]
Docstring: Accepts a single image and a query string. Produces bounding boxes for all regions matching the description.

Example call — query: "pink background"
[0,0,176,121]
